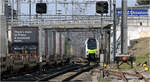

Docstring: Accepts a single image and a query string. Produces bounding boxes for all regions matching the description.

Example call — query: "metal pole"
[64,0,67,19]
[11,0,14,26]
[56,0,57,15]
[67,32,70,57]
[121,0,128,54]
[39,0,43,73]
[101,14,103,54]
[29,0,31,15]
[40,0,42,24]
[29,0,31,25]
[100,14,104,66]
[110,0,112,16]
[16,0,21,23]
[72,0,73,19]
[16,0,19,15]
[113,0,116,62]
[108,30,111,64]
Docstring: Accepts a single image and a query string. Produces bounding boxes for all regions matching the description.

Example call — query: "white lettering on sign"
[25,31,32,33]
[13,30,36,43]
[16,37,30,40]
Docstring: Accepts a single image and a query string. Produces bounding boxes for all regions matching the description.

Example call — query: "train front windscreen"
[87,39,97,49]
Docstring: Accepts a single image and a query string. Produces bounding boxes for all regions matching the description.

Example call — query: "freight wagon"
[1,26,72,78]
[1,26,39,75]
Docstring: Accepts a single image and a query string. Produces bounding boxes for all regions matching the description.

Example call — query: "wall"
[116,26,150,46]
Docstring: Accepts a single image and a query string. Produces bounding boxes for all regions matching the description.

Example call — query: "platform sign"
[12,27,38,43]
[116,9,148,16]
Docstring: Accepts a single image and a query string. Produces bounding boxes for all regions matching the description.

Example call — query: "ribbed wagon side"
[44,30,71,66]
[45,30,55,65]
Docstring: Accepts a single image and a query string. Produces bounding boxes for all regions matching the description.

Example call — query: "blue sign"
[116,9,148,16]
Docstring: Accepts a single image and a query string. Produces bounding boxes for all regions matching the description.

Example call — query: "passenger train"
[84,38,99,62]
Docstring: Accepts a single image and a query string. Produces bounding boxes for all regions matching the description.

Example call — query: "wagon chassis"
[114,55,136,69]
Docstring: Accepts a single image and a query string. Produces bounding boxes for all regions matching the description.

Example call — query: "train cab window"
[87,39,97,49]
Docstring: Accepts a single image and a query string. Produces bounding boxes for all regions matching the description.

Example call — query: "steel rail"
[3,64,76,81]
[38,64,89,81]
[104,70,127,82]
[107,71,127,82]
[62,64,99,81]
[133,71,149,82]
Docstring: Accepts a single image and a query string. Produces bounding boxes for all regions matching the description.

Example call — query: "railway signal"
[36,3,47,14]
[96,1,108,14]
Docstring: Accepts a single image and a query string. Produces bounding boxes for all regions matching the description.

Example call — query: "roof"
[116,5,150,10]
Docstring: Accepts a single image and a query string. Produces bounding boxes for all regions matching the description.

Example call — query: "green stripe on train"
[88,49,97,54]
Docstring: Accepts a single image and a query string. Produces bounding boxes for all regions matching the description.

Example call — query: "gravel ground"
[72,72,92,81]
[4,64,77,81]
[49,65,95,82]
[49,72,76,81]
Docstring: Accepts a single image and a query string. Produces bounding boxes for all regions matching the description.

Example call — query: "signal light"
[143,64,147,67]
[36,3,47,14]
[104,64,107,68]
[96,1,108,14]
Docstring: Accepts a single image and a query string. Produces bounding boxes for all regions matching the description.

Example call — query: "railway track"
[39,64,99,81]
[4,64,78,81]
[62,64,98,81]
[103,70,150,82]
[4,63,95,81]
[91,69,150,82]
[1,66,39,80]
